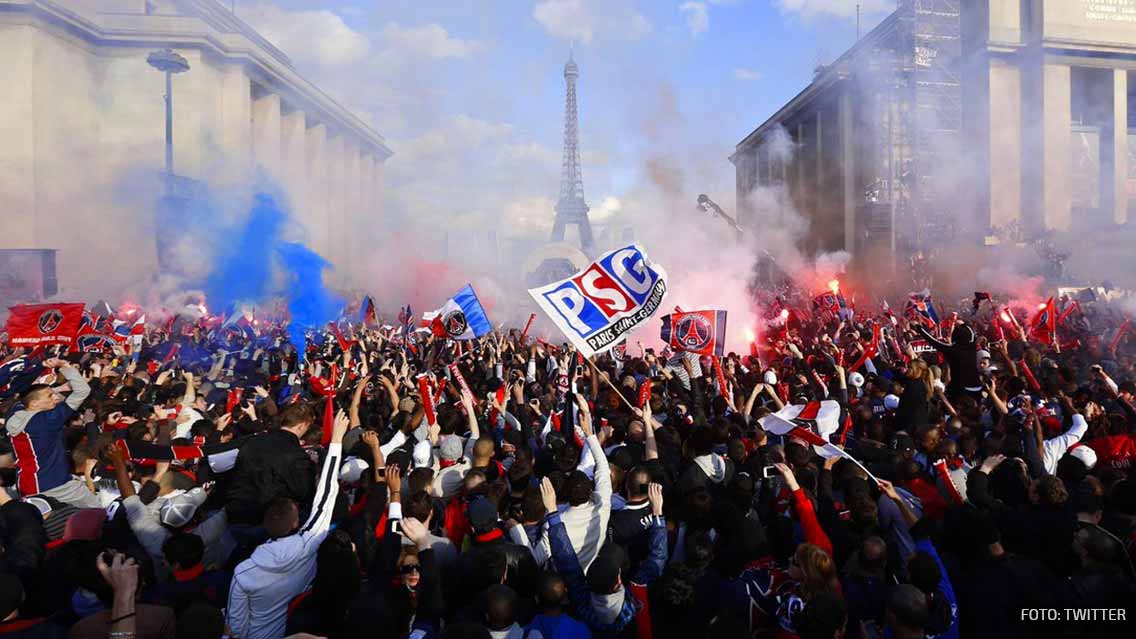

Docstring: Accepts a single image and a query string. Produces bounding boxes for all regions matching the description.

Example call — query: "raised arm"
[300,409,348,550]
[349,377,367,428]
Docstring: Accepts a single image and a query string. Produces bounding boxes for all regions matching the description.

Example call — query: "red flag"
[1030,298,1058,345]
[660,310,729,357]
[5,303,84,347]
[329,322,357,352]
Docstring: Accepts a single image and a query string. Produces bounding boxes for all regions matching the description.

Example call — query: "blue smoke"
[278,242,343,359]
[202,193,283,310]
[195,192,343,357]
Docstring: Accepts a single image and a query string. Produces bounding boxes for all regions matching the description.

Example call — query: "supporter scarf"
[113,437,241,461]
[309,364,339,447]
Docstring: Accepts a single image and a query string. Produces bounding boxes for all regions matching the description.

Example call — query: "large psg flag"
[5,303,85,347]
[660,309,728,357]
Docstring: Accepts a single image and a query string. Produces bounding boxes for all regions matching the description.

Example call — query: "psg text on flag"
[528,244,669,357]
[584,277,667,352]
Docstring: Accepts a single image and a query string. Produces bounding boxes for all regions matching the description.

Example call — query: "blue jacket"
[916,538,958,639]
[547,511,666,638]
[525,613,592,639]
[6,368,89,495]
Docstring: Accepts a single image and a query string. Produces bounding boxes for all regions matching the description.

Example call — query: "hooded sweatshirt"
[535,434,611,570]
[6,367,90,496]
[227,442,342,639]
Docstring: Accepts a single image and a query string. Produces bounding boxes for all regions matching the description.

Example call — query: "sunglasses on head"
[399,563,421,575]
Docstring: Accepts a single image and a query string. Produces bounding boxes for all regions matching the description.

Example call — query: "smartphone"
[762,465,778,479]
[575,365,583,377]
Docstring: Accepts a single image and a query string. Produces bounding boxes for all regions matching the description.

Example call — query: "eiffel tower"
[550,48,595,256]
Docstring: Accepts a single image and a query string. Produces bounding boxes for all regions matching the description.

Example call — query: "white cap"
[883,394,900,411]
[338,457,371,483]
[412,440,433,468]
[848,372,865,388]
[977,350,991,361]
[1068,445,1097,470]
[763,370,778,385]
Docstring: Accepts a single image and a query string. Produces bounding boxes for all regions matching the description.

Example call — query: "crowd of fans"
[0,289,1133,639]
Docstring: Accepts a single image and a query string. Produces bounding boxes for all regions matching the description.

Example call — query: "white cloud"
[533,0,595,44]
[242,3,369,67]
[380,22,485,59]
[591,195,622,222]
[533,0,652,44]
[733,67,761,81]
[679,2,709,36]
[774,0,892,19]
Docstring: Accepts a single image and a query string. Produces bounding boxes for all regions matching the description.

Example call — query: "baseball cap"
[883,394,900,411]
[467,497,498,534]
[338,457,371,484]
[159,487,207,528]
[763,370,778,385]
[848,372,864,388]
[1068,444,1098,470]
[890,432,915,453]
[977,350,991,361]
[439,435,464,462]
[412,440,432,468]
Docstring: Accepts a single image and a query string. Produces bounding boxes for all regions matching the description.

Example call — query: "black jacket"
[448,530,538,611]
[223,429,317,525]
[916,324,981,396]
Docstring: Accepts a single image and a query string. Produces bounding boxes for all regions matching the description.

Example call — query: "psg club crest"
[443,310,468,338]
[37,309,64,334]
[660,309,728,358]
[674,314,713,351]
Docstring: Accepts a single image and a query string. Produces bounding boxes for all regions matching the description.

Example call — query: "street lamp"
[146,48,190,179]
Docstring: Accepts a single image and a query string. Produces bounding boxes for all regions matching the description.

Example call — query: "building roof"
[14,0,392,159]
[730,9,899,164]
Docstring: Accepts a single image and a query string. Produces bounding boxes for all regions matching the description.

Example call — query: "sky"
[238,0,893,250]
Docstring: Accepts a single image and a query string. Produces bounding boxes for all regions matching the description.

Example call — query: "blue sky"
[242,0,892,246]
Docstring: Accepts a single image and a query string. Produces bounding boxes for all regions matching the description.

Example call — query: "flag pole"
[583,356,637,412]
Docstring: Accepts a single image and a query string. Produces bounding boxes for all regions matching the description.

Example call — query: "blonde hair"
[907,359,934,397]
[794,543,839,600]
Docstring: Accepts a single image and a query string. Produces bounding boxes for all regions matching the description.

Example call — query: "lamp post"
[146,48,190,181]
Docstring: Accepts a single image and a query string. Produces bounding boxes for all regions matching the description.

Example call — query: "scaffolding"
[849,0,960,266]
[898,0,963,250]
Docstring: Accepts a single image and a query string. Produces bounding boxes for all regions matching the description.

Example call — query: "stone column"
[325,134,345,271]
[251,93,282,184]
[990,60,1022,230]
[343,143,361,279]
[840,90,856,255]
[280,110,307,222]
[306,124,328,257]
[218,64,251,182]
[1114,69,1129,225]
[1042,63,1072,231]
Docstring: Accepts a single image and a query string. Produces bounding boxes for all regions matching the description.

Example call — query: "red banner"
[448,363,471,396]
[417,374,437,425]
[712,357,729,399]
[638,379,652,409]
[5,303,84,346]
[520,313,536,343]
